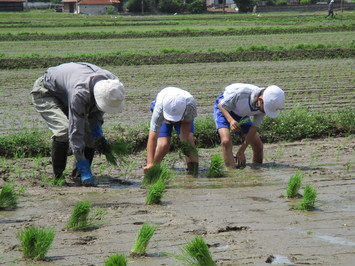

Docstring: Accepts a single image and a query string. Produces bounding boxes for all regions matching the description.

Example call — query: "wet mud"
[0,137,354,265]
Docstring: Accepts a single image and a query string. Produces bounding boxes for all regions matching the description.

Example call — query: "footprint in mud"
[72,236,97,245]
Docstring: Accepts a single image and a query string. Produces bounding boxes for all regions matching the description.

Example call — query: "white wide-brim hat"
[162,92,187,122]
[263,85,285,118]
[94,79,125,114]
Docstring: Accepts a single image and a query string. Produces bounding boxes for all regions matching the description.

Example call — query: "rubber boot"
[72,147,95,180]
[187,162,199,177]
[52,140,69,183]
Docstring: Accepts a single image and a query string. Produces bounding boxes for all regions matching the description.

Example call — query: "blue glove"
[76,159,94,186]
[91,124,103,139]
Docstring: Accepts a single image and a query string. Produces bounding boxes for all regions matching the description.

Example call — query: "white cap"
[263,85,285,118]
[162,92,187,122]
[94,79,125,114]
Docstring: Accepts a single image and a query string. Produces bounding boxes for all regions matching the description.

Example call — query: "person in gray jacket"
[325,0,335,18]
[31,62,125,186]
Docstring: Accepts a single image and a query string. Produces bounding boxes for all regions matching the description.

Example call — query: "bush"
[300,0,312,4]
[275,0,288,5]
[233,0,256,12]
[124,0,151,13]
[158,0,185,13]
[187,0,207,14]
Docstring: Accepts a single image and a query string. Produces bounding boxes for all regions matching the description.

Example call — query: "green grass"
[297,184,318,211]
[66,200,107,230]
[146,179,166,205]
[286,171,303,198]
[130,223,156,256]
[0,183,18,208]
[104,254,128,266]
[207,154,226,178]
[17,225,55,260]
[178,236,216,266]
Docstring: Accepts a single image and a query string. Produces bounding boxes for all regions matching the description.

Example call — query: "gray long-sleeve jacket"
[43,62,119,161]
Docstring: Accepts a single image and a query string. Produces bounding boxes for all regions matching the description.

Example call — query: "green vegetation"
[142,163,173,186]
[104,254,128,266]
[286,172,303,198]
[0,183,18,208]
[146,179,166,205]
[66,200,107,230]
[207,154,226,178]
[178,141,199,159]
[0,107,353,159]
[297,185,318,211]
[17,225,55,260]
[130,223,156,256]
[178,236,216,266]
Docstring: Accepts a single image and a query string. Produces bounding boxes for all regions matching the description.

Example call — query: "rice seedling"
[146,179,166,205]
[142,163,173,186]
[96,136,131,167]
[104,254,127,266]
[296,185,318,211]
[178,236,216,266]
[286,171,303,198]
[207,154,226,178]
[0,183,18,208]
[178,141,199,159]
[17,225,55,260]
[66,200,107,230]
[130,223,156,256]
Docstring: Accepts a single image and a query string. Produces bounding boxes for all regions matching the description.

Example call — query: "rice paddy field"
[0,9,354,266]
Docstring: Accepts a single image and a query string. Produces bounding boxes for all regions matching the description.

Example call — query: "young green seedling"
[0,183,18,208]
[67,200,107,230]
[17,225,55,260]
[297,184,318,211]
[130,223,156,256]
[179,236,216,266]
[142,163,173,186]
[286,171,303,198]
[207,154,226,178]
[104,254,127,266]
[146,179,166,205]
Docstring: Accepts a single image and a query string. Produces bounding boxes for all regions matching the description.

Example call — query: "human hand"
[143,164,153,174]
[94,136,111,154]
[230,120,241,133]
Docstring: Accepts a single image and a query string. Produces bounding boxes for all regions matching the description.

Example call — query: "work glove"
[91,124,111,154]
[76,159,95,186]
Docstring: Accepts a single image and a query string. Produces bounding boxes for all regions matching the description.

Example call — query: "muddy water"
[0,137,354,265]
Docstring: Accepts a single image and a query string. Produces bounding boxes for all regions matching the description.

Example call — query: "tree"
[233,0,256,12]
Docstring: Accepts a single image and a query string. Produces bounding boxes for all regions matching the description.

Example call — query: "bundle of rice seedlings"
[179,236,216,266]
[96,137,130,167]
[0,183,18,208]
[104,254,127,266]
[286,171,303,198]
[207,154,226,178]
[67,200,107,230]
[142,163,173,186]
[17,225,55,260]
[297,184,318,211]
[130,223,156,256]
[178,141,199,159]
[146,179,166,205]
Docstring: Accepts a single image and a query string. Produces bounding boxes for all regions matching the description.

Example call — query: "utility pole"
[141,0,144,15]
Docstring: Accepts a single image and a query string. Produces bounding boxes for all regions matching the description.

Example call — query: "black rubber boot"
[52,140,69,181]
[187,162,199,177]
[72,147,95,180]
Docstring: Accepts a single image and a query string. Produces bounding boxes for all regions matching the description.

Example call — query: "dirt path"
[1,137,354,265]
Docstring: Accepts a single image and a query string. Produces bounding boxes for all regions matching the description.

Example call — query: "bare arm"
[236,125,259,166]
[218,103,241,132]
[144,130,159,173]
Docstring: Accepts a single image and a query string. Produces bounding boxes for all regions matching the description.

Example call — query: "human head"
[94,79,125,114]
[262,85,285,118]
[162,92,187,122]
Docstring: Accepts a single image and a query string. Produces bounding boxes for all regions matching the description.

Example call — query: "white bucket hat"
[162,92,187,122]
[263,85,285,118]
[94,79,125,114]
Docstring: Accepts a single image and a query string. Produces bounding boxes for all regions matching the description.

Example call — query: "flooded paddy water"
[1,137,354,265]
